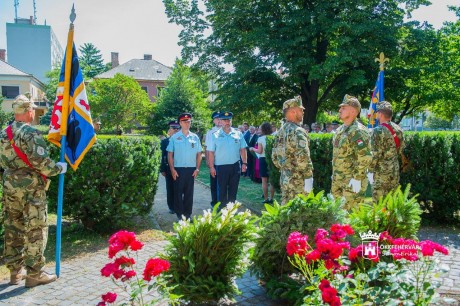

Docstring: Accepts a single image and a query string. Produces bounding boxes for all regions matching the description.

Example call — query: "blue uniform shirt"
[167,130,202,167]
[209,128,247,165]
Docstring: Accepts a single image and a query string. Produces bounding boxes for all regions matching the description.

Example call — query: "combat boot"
[9,267,27,285]
[25,271,57,288]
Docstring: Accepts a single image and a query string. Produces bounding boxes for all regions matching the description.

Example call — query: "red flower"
[108,231,144,258]
[322,287,339,303]
[101,292,117,303]
[97,303,106,306]
[124,270,137,280]
[286,232,310,256]
[348,245,363,262]
[330,224,354,241]
[114,256,135,268]
[143,258,170,281]
[305,250,321,263]
[315,228,329,242]
[101,263,118,277]
[319,279,331,290]
[379,231,394,244]
[419,240,449,257]
[390,238,419,261]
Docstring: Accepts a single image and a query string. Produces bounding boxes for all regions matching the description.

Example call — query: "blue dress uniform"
[167,113,202,219]
[205,111,221,208]
[209,112,247,208]
[160,120,180,214]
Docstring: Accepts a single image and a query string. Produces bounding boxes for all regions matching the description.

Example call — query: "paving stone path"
[1,177,459,305]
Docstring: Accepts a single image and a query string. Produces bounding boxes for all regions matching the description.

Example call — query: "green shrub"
[162,202,257,304]
[400,132,460,224]
[350,185,422,239]
[0,184,3,252]
[47,135,161,232]
[250,192,346,281]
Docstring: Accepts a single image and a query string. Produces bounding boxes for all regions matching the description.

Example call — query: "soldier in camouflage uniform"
[1,95,67,287]
[367,101,405,202]
[332,95,372,209]
[272,97,314,204]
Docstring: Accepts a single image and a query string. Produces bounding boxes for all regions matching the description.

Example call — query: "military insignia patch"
[298,140,307,148]
[357,139,364,147]
[235,139,238,143]
[177,137,182,140]
[191,143,195,148]
[37,147,45,156]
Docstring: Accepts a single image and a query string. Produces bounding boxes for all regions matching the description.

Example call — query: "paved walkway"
[1,177,459,305]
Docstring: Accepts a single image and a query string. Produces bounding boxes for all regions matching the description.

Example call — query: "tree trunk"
[300,80,320,126]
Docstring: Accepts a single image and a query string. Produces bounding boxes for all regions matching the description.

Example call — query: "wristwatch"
[242,163,247,165]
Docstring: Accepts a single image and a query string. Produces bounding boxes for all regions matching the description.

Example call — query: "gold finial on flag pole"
[375,52,389,71]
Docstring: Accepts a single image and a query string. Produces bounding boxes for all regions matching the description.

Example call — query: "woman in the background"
[249,122,275,203]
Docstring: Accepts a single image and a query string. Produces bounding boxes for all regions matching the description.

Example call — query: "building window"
[141,86,148,93]
[2,86,20,99]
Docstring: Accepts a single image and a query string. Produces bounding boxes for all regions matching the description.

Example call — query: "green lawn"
[196,158,281,214]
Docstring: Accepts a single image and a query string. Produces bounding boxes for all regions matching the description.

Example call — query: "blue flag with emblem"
[368,70,384,128]
[48,43,96,170]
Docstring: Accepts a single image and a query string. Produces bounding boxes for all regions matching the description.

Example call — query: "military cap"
[13,94,37,114]
[168,120,180,129]
[376,101,392,112]
[283,96,305,110]
[178,113,192,122]
[219,111,233,120]
[339,94,361,111]
[94,119,101,124]
[211,111,221,119]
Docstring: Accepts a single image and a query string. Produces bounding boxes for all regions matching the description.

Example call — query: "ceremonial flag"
[48,43,96,170]
[368,70,384,128]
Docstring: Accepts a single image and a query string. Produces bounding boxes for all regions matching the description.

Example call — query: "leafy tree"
[148,60,211,136]
[79,43,107,79]
[88,74,153,132]
[40,106,52,126]
[430,6,460,120]
[0,96,13,128]
[163,0,430,124]
[424,114,452,130]
[43,66,61,102]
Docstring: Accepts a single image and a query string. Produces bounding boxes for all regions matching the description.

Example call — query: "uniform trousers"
[164,169,175,212]
[210,174,218,208]
[216,162,241,208]
[3,171,48,274]
[173,167,195,219]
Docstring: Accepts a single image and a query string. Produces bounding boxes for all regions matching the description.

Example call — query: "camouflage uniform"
[1,107,63,276]
[272,98,313,204]
[332,97,372,209]
[368,104,405,202]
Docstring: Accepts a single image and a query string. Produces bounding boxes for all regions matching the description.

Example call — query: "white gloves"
[57,162,68,174]
[304,178,314,193]
[367,172,374,185]
[348,178,361,193]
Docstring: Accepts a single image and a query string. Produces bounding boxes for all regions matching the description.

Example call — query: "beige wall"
[137,80,165,102]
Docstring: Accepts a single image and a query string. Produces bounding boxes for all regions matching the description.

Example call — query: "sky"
[0,0,458,68]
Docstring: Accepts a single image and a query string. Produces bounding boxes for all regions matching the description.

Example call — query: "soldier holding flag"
[1,95,67,287]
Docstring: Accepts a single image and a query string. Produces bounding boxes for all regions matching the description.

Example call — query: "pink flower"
[348,245,363,262]
[101,263,118,277]
[315,228,329,242]
[390,238,419,261]
[305,250,321,263]
[379,231,393,244]
[286,232,310,256]
[419,240,449,257]
[330,224,354,241]
[101,292,117,303]
[143,258,170,281]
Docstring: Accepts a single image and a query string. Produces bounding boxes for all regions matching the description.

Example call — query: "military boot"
[25,271,57,288]
[9,267,27,285]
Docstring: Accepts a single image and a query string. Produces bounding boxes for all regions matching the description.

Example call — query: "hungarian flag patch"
[357,139,364,146]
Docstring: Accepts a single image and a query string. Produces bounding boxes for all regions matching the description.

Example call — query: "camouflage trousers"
[372,170,400,202]
[280,171,306,204]
[331,175,368,210]
[2,172,48,274]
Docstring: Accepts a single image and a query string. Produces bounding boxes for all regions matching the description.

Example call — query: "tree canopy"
[79,43,107,79]
[163,0,431,124]
[148,60,211,136]
[88,74,153,132]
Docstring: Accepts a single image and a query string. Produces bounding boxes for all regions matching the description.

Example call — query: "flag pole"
[55,4,76,277]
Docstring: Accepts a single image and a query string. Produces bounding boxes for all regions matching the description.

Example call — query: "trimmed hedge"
[47,135,161,232]
[265,132,460,224]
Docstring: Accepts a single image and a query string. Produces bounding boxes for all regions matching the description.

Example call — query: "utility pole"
[14,0,19,22]
[33,0,37,24]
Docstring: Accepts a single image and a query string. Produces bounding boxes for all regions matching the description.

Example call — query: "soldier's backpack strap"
[380,123,400,149]
[5,125,47,182]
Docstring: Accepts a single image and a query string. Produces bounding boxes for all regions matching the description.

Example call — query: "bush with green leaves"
[47,135,161,232]
[350,185,422,239]
[250,192,346,281]
[161,202,257,304]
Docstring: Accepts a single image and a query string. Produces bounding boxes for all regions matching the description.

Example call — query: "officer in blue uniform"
[167,113,202,219]
[205,111,221,208]
[160,120,180,214]
[208,111,248,208]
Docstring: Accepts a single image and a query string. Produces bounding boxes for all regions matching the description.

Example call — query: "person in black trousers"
[160,120,180,214]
